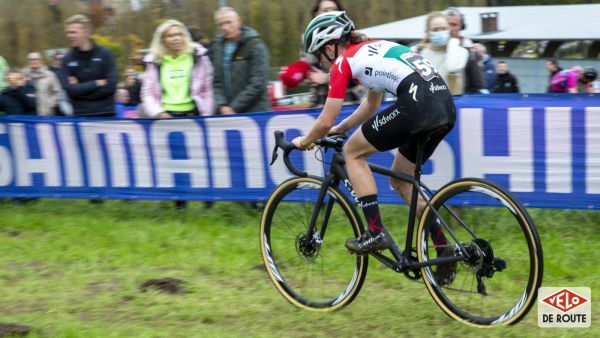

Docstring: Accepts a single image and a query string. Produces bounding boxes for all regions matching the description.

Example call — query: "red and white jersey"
[328,40,439,99]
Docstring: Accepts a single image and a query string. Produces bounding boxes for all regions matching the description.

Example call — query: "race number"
[401,53,438,81]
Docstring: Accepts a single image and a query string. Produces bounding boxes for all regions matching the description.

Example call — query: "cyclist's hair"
[422,11,447,44]
[65,14,93,32]
[310,0,345,17]
[148,19,194,61]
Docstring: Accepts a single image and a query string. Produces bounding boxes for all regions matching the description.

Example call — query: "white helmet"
[303,11,355,54]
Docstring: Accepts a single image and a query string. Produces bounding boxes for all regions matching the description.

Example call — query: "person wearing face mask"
[417,12,468,95]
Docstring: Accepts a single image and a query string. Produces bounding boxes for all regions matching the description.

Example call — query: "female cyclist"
[293,12,456,263]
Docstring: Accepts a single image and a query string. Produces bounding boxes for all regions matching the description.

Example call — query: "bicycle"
[259,129,543,327]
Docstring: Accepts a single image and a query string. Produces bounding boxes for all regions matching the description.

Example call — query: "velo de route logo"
[538,287,591,328]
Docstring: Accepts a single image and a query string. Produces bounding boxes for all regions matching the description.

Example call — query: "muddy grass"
[0,323,30,337]
[139,277,186,294]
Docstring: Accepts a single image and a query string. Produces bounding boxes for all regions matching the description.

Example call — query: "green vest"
[160,53,195,112]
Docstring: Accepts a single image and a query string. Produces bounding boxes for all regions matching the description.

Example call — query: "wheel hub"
[295,232,322,259]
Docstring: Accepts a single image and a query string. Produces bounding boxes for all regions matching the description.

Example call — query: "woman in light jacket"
[142,19,214,118]
[416,12,468,95]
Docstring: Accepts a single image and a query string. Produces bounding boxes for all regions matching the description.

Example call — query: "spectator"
[0,68,37,115]
[115,88,137,118]
[211,7,271,115]
[22,52,63,116]
[546,59,563,93]
[48,52,65,74]
[60,14,118,117]
[142,19,215,210]
[493,61,519,93]
[187,26,209,48]
[445,7,488,94]
[550,66,597,93]
[0,54,8,90]
[417,11,468,95]
[302,0,345,106]
[123,68,141,107]
[141,19,214,118]
[473,43,496,92]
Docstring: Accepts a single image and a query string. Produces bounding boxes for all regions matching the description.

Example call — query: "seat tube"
[404,141,425,255]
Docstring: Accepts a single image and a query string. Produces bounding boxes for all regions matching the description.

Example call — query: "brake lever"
[269,144,279,165]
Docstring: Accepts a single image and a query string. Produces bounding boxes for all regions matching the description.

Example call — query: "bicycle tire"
[416,178,543,327]
[260,176,368,311]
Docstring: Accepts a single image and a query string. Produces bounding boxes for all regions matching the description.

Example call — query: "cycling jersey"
[326,39,455,164]
[328,40,439,99]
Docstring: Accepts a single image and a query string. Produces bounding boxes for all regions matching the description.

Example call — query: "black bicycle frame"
[305,143,468,273]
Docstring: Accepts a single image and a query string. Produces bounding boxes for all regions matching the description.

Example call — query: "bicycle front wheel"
[417,178,543,327]
[260,176,368,311]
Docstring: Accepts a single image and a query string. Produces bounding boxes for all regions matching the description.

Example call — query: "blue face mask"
[430,30,450,47]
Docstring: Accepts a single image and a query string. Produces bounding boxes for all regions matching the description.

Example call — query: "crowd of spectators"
[0,3,598,119]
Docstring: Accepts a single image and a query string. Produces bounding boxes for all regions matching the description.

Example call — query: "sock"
[358,195,385,235]
[430,218,449,254]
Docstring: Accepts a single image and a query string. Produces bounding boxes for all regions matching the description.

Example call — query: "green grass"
[0,199,598,337]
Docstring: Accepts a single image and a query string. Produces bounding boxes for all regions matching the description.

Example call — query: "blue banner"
[0,94,599,209]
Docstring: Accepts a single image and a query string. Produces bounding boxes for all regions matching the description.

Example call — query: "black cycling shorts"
[361,72,456,164]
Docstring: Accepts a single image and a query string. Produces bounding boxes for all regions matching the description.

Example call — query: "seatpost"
[403,139,425,257]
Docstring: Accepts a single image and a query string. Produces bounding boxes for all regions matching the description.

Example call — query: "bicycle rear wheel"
[260,176,368,311]
[417,178,543,326]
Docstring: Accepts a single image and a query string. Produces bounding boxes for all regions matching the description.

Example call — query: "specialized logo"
[542,288,588,313]
[67,61,78,67]
[409,83,418,102]
[365,67,373,76]
[92,58,103,62]
[371,109,400,132]
[429,82,447,93]
[367,45,378,56]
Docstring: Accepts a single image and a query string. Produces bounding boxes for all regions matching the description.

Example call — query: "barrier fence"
[0,93,598,209]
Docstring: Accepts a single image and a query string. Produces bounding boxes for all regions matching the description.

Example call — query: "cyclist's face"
[315,44,335,69]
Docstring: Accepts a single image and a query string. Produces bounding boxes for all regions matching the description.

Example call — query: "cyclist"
[293,11,456,268]
[550,66,597,93]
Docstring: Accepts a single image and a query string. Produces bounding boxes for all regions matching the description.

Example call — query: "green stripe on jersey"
[383,45,413,66]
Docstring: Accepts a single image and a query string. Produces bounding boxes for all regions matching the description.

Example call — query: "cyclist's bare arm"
[292,98,343,148]
[330,90,383,134]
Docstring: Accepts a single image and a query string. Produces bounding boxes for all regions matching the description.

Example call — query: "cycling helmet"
[303,11,355,54]
[583,67,597,82]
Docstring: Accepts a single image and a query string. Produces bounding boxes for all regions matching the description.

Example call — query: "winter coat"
[494,72,520,93]
[210,26,271,113]
[0,84,37,115]
[23,66,62,116]
[141,44,215,117]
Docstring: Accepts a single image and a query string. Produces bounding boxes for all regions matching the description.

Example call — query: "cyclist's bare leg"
[390,152,449,251]
[343,128,394,252]
[389,152,426,218]
[343,129,379,197]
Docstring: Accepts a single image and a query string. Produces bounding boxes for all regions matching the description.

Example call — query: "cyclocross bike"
[259,129,543,327]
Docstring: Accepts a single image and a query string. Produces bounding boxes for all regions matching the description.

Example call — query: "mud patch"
[0,323,30,337]
[140,278,186,294]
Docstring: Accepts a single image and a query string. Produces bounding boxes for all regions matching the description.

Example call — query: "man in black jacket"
[493,61,520,93]
[60,15,117,117]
